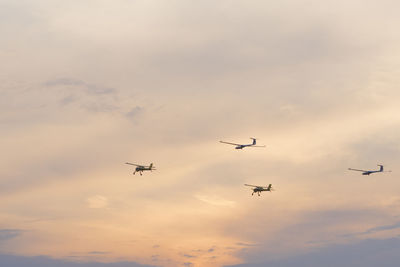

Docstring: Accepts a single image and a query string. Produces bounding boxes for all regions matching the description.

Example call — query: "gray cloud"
[125,106,144,120]
[0,229,23,241]
[0,254,158,267]
[225,237,400,267]
[224,207,391,263]
[81,102,118,113]
[235,243,258,247]
[364,222,400,234]
[182,254,196,258]
[44,78,116,95]
[285,209,381,233]
[44,78,86,87]
[150,255,159,262]
[87,251,109,255]
[60,95,78,106]
[343,221,400,238]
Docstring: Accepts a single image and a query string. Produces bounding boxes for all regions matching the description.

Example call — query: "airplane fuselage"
[246,184,273,196]
[252,187,272,196]
[134,166,152,174]
[221,138,264,150]
[348,165,386,175]
[253,188,270,193]
[126,162,155,176]
[362,171,378,175]
[235,144,255,149]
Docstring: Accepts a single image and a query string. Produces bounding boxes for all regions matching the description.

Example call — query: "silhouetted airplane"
[220,138,265,149]
[348,164,391,175]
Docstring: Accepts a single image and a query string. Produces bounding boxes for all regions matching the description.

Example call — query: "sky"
[1,0,400,266]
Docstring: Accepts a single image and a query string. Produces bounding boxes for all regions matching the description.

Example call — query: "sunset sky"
[2,1,400,267]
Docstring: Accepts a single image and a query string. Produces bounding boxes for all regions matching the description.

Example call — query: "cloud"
[42,78,119,113]
[343,221,400,238]
[0,254,158,267]
[2,1,400,267]
[44,78,116,95]
[86,195,109,209]
[125,106,144,120]
[235,243,258,248]
[363,222,400,235]
[195,195,236,207]
[183,254,196,258]
[60,95,77,105]
[225,237,400,267]
[88,251,109,255]
[222,207,394,264]
[151,254,159,262]
[44,78,86,87]
[0,229,23,241]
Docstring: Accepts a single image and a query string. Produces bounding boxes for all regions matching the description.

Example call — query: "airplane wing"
[125,162,143,167]
[244,184,259,187]
[348,168,367,172]
[250,145,266,147]
[220,141,241,146]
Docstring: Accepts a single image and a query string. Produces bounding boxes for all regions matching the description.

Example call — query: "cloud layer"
[0,254,157,267]
[1,0,400,266]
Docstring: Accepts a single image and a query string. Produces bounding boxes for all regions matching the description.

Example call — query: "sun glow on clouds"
[195,195,236,208]
[2,0,400,267]
[87,195,109,209]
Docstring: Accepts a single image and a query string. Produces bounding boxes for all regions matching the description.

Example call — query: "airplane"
[125,162,156,175]
[348,164,391,175]
[219,138,266,149]
[244,184,274,196]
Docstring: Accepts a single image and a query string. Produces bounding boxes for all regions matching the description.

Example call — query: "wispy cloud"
[183,254,196,258]
[343,221,400,238]
[225,237,400,267]
[195,195,236,207]
[235,243,259,247]
[88,251,109,255]
[44,78,116,95]
[125,106,144,120]
[0,253,158,267]
[0,229,23,241]
[86,195,109,209]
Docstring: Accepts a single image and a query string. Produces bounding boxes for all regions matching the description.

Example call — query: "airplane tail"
[251,138,256,145]
[150,163,153,169]
[378,165,384,172]
[267,184,272,190]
